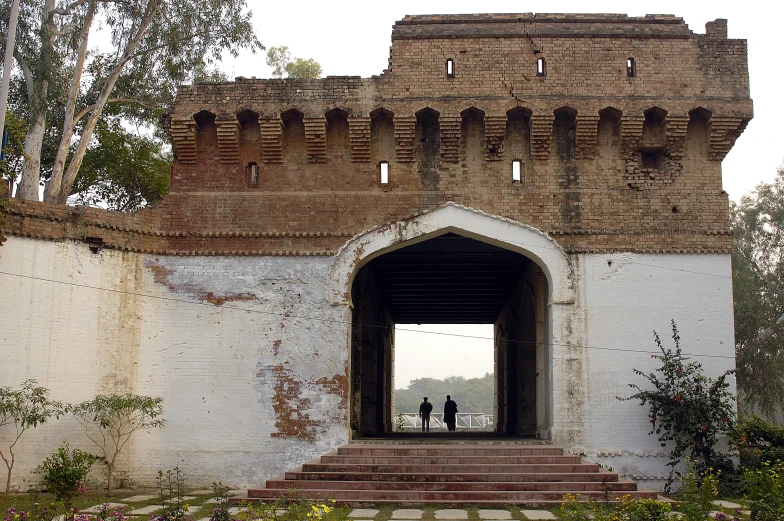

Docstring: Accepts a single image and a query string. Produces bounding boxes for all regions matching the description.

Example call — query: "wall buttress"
[305,118,327,163]
[665,115,690,160]
[260,117,283,164]
[394,116,417,163]
[709,117,747,161]
[530,114,554,161]
[348,118,371,162]
[620,115,645,158]
[170,118,197,164]
[440,116,461,163]
[575,114,600,160]
[216,118,240,164]
[484,115,507,160]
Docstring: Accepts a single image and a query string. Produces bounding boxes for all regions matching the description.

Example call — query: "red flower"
[723,417,728,422]
[675,395,681,402]
[702,426,707,432]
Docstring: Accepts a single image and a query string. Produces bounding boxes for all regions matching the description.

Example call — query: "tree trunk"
[15,109,46,200]
[14,0,56,201]
[44,0,96,203]
[53,1,159,204]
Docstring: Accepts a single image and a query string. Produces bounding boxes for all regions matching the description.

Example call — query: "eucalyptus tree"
[732,166,784,418]
[1,0,262,204]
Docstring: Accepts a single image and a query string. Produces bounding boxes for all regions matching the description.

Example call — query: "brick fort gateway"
[0,14,751,491]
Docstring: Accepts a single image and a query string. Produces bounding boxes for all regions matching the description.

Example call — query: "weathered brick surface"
[1,14,752,256]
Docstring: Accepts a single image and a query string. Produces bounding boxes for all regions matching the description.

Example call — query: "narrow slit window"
[536,57,546,77]
[626,57,636,77]
[380,161,390,184]
[248,162,259,186]
[446,59,455,78]
[512,160,522,182]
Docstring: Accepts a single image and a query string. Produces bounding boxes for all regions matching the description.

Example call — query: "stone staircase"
[240,440,657,506]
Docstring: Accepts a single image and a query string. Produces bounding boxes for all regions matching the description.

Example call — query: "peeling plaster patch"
[200,291,255,306]
[145,259,176,290]
[257,364,318,442]
[272,340,281,356]
[144,259,257,306]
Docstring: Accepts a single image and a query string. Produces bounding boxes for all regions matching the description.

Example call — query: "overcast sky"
[221,0,781,390]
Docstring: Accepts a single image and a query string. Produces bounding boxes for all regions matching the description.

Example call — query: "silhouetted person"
[444,395,458,431]
[419,397,433,432]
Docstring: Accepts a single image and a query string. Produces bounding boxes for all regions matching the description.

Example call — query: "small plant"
[237,495,337,521]
[75,504,130,521]
[744,459,784,521]
[395,413,406,432]
[3,502,54,521]
[209,482,231,521]
[619,321,736,491]
[152,467,193,521]
[0,380,66,495]
[677,458,719,521]
[71,394,166,491]
[38,441,94,519]
[559,492,671,521]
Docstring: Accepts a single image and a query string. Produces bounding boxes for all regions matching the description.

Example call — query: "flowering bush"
[619,321,736,490]
[744,460,784,521]
[677,459,719,521]
[559,493,671,521]
[237,496,337,521]
[75,504,129,521]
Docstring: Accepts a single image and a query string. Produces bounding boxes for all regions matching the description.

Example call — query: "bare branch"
[73,97,154,123]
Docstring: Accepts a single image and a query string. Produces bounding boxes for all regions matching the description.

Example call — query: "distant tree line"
[394,373,494,415]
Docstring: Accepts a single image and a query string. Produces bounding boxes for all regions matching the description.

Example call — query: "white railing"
[396,412,494,431]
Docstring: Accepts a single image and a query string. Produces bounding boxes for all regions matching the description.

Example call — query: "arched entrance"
[326,203,575,438]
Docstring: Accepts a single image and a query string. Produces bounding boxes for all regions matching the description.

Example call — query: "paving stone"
[81,503,126,513]
[128,505,161,515]
[120,495,157,503]
[349,509,379,518]
[521,511,557,520]
[741,511,751,516]
[228,490,244,496]
[180,496,198,501]
[712,501,743,509]
[478,510,513,520]
[435,510,468,520]
[391,510,424,519]
[188,489,215,495]
[227,507,242,515]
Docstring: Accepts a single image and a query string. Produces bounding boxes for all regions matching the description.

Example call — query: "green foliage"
[3,0,263,205]
[237,495,339,521]
[71,121,170,211]
[394,373,494,415]
[732,166,784,418]
[0,380,65,495]
[744,460,784,521]
[208,482,231,521]
[559,493,671,521]
[677,460,719,521]
[1,111,28,183]
[71,394,165,491]
[265,46,322,79]
[619,321,736,491]
[39,441,94,510]
[152,467,192,521]
[733,415,784,470]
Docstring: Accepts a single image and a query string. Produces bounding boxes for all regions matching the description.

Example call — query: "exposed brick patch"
[200,291,255,306]
[257,364,318,442]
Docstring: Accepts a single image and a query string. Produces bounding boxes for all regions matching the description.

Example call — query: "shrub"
[733,414,784,469]
[677,459,719,521]
[559,493,671,521]
[619,321,736,490]
[744,460,784,521]
[39,441,94,517]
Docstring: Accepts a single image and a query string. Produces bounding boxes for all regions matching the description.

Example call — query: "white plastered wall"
[0,205,736,492]
[0,236,349,491]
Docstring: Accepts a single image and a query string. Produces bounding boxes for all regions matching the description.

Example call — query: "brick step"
[262,479,639,492]
[284,471,620,483]
[319,455,582,465]
[245,488,658,502]
[301,463,601,474]
[337,444,564,457]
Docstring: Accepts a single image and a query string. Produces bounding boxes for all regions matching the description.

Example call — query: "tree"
[70,120,171,211]
[71,394,166,491]
[394,373,494,415]
[0,380,65,495]
[620,322,736,491]
[1,0,263,204]
[266,45,322,79]
[39,440,94,516]
[732,166,784,418]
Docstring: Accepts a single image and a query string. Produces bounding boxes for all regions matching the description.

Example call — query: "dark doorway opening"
[349,233,549,438]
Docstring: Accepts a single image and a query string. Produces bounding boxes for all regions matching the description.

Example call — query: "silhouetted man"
[444,395,458,432]
[419,397,433,432]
